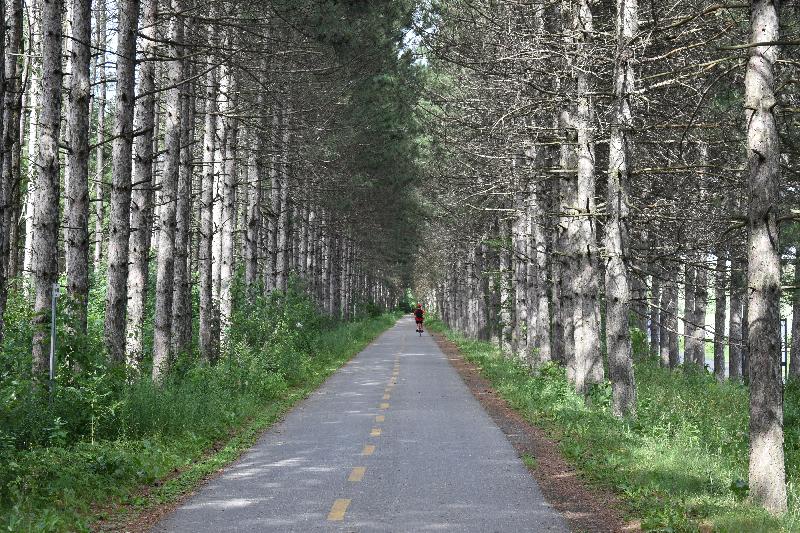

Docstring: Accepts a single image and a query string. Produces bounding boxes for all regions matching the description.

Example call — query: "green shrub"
[428,317,800,532]
[0,275,399,531]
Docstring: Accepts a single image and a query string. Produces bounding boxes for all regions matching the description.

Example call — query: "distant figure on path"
[414,303,425,334]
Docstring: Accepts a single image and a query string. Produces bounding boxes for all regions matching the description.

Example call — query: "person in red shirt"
[413,303,425,334]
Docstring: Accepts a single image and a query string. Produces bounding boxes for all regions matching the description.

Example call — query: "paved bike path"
[154,316,568,532]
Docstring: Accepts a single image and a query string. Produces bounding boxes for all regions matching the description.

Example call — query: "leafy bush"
[429,317,800,532]
[0,277,399,531]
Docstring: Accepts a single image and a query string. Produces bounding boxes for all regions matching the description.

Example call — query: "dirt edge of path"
[432,332,641,533]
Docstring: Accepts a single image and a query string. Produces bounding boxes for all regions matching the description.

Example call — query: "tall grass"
[428,317,800,532]
[0,279,399,531]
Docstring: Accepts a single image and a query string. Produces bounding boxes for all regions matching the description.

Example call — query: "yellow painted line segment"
[362,444,376,456]
[375,415,385,422]
[327,499,350,521]
[380,402,389,409]
[371,428,382,437]
[348,467,366,482]
[383,394,390,400]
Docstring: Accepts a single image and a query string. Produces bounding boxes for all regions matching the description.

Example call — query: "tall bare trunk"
[125,0,158,368]
[744,0,786,513]
[692,263,708,366]
[649,273,661,358]
[244,131,261,296]
[199,68,217,362]
[683,262,696,365]
[92,1,107,265]
[104,0,140,364]
[276,106,290,292]
[713,252,727,381]
[23,4,42,282]
[152,1,184,381]
[512,183,528,360]
[606,0,637,416]
[31,0,64,376]
[171,70,194,355]
[790,253,800,378]
[571,0,602,395]
[64,0,91,334]
[729,257,744,380]
[0,0,24,341]
[219,69,238,341]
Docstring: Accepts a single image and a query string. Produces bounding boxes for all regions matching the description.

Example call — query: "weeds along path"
[153,315,567,532]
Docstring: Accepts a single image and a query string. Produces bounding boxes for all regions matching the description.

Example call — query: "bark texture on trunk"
[790,253,800,378]
[64,0,92,334]
[713,253,727,381]
[93,2,107,265]
[744,0,786,514]
[152,2,184,381]
[0,0,24,343]
[104,0,140,364]
[219,69,238,340]
[125,0,158,368]
[571,0,602,395]
[199,68,218,362]
[31,0,64,376]
[729,258,744,380]
[606,0,637,416]
[172,70,194,356]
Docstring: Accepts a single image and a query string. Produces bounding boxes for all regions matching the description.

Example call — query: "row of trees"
[0,0,420,379]
[415,0,798,514]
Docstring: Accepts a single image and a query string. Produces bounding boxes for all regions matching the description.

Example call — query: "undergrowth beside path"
[428,318,800,532]
[0,288,399,531]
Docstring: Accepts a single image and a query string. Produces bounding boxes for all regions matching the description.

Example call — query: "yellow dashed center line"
[348,467,366,482]
[327,499,350,521]
[362,444,376,456]
[383,393,390,400]
[371,428,382,437]
[380,402,389,409]
[375,414,385,422]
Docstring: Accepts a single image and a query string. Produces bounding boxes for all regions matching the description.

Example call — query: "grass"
[428,317,800,532]
[0,310,400,532]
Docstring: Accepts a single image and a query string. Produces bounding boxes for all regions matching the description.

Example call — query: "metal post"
[49,282,59,400]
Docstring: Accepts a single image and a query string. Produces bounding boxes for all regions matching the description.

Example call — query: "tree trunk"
[31,0,64,376]
[23,4,42,282]
[171,69,194,356]
[219,68,238,341]
[276,106,290,292]
[790,253,800,378]
[713,252,727,381]
[126,0,158,368]
[64,0,91,334]
[0,0,24,342]
[744,0,786,513]
[683,262,696,365]
[649,274,661,358]
[729,258,744,381]
[513,183,528,359]
[199,67,217,362]
[104,0,140,364]
[571,0,602,395]
[692,263,708,367]
[244,131,261,297]
[499,220,513,354]
[606,0,637,416]
[92,1,107,265]
[152,2,184,381]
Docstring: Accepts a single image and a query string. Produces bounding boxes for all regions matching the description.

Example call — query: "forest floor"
[432,332,638,533]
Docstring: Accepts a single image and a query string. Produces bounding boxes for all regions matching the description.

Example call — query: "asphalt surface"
[153,316,568,532]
